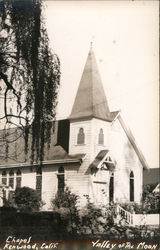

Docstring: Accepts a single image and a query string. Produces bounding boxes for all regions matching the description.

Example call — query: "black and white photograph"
[0,0,159,249]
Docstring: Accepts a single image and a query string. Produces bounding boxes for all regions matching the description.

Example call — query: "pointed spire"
[69,46,112,121]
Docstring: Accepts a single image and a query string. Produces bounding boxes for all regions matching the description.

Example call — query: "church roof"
[69,47,114,121]
[90,150,116,172]
[0,122,85,168]
[90,150,109,170]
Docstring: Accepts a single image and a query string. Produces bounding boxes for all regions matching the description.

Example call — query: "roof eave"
[0,157,84,169]
[69,115,113,122]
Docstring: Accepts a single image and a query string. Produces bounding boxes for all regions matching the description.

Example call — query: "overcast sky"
[44,0,159,169]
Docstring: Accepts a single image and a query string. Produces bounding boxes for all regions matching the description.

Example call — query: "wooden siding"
[110,118,143,204]
[41,166,58,210]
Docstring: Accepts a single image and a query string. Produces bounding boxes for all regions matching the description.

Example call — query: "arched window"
[9,170,14,189]
[130,171,134,202]
[77,128,85,144]
[57,166,65,194]
[2,170,7,186]
[36,167,42,199]
[109,173,114,202]
[98,128,104,145]
[16,169,22,188]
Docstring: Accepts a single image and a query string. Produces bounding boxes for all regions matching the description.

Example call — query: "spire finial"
[90,41,93,49]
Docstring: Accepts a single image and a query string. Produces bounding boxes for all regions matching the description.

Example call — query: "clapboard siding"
[69,120,93,158]
[65,162,90,206]
[22,168,36,190]
[110,118,143,204]
[41,166,58,210]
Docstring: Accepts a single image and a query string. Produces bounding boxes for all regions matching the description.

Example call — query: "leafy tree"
[0,0,60,163]
[14,186,42,212]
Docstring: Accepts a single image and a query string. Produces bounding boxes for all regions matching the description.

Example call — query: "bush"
[142,184,160,214]
[51,189,159,239]
[52,187,80,234]
[14,186,42,212]
[79,196,117,235]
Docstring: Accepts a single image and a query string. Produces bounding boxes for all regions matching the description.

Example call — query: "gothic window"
[98,128,104,145]
[9,170,14,189]
[36,167,42,199]
[57,166,65,194]
[2,170,7,186]
[77,128,85,144]
[130,171,134,202]
[109,173,114,202]
[16,169,22,188]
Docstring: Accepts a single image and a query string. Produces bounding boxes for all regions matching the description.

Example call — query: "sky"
[44,0,159,169]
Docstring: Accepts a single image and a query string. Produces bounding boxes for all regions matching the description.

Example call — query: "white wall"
[41,165,58,210]
[110,118,143,204]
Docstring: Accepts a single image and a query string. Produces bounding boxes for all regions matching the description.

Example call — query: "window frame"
[130,171,134,202]
[9,170,14,189]
[109,172,114,202]
[98,128,104,145]
[57,166,65,194]
[77,127,85,145]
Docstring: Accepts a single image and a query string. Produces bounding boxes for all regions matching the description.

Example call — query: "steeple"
[69,46,112,121]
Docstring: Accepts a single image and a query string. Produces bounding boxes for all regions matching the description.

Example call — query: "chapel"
[0,47,149,210]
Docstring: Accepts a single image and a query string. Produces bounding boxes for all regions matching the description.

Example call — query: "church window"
[109,173,114,202]
[36,167,42,199]
[16,169,22,188]
[130,171,134,202]
[57,166,65,194]
[2,170,7,186]
[98,128,104,145]
[77,128,85,144]
[9,170,14,189]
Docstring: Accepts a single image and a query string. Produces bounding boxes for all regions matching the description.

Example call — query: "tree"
[0,0,60,163]
[14,186,42,212]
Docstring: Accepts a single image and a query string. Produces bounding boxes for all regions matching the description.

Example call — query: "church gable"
[110,114,149,170]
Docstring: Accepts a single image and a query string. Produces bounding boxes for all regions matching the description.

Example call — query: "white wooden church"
[0,47,149,210]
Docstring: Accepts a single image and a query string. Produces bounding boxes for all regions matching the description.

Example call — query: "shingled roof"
[0,120,84,168]
[69,47,116,121]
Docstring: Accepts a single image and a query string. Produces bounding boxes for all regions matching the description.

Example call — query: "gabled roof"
[117,114,149,170]
[69,47,115,121]
[90,150,116,172]
[0,121,84,168]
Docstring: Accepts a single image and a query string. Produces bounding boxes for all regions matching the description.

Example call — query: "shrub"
[14,186,42,212]
[142,184,160,214]
[79,195,117,235]
[52,187,80,234]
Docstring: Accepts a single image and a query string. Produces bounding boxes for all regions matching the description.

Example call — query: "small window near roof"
[98,128,104,145]
[77,128,85,144]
